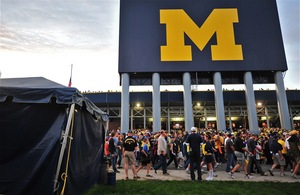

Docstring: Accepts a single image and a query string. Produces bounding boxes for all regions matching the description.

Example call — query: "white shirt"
[157,135,167,154]
[285,136,291,150]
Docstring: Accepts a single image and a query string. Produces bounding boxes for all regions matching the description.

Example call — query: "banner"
[119,0,287,73]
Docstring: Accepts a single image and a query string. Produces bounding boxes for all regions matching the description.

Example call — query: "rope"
[60,110,75,195]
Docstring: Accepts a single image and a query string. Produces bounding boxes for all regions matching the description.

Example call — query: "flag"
[68,77,72,87]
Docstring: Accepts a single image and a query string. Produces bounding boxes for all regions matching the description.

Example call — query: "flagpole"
[70,64,73,79]
[68,64,73,87]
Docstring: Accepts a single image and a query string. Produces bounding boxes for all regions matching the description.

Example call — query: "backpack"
[269,139,278,153]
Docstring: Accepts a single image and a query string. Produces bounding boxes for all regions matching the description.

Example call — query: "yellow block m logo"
[160,9,243,61]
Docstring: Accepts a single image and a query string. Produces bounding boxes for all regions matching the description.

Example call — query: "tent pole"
[53,103,75,192]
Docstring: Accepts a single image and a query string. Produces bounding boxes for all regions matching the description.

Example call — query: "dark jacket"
[108,137,116,154]
[288,135,300,157]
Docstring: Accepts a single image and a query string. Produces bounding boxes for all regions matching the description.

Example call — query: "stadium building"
[84,89,300,132]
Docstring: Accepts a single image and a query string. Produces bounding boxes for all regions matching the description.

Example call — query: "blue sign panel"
[119,0,287,73]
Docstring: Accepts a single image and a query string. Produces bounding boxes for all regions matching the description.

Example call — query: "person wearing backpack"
[268,135,286,177]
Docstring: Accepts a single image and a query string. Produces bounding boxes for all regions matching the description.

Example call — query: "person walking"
[278,134,289,171]
[284,132,294,172]
[183,137,191,174]
[229,131,254,179]
[154,130,169,175]
[136,137,153,177]
[287,130,300,179]
[203,133,214,181]
[246,134,268,176]
[151,133,159,168]
[186,127,203,181]
[117,134,124,169]
[122,130,140,179]
[268,135,286,177]
[167,136,179,169]
[214,132,225,167]
[225,133,235,172]
[108,132,119,173]
[176,132,185,168]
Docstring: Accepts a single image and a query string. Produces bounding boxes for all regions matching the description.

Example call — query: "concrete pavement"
[115,163,300,183]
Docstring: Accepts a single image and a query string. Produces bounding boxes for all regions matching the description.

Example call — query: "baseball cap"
[191,127,196,132]
[127,130,132,134]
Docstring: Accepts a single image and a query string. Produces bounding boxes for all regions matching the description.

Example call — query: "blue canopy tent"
[0,77,108,195]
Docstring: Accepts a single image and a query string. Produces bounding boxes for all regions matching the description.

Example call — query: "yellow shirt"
[278,139,287,154]
[220,136,224,145]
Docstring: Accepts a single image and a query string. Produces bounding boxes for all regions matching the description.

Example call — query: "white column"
[274,71,292,129]
[244,72,259,134]
[152,73,161,132]
[183,72,194,132]
[213,72,226,131]
[121,73,130,133]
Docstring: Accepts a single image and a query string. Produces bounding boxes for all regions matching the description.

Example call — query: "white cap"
[191,127,196,132]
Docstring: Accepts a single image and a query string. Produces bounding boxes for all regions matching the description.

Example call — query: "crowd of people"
[104,127,300,181]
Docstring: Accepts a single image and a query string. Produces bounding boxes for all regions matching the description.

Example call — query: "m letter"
[160,9,243,61]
